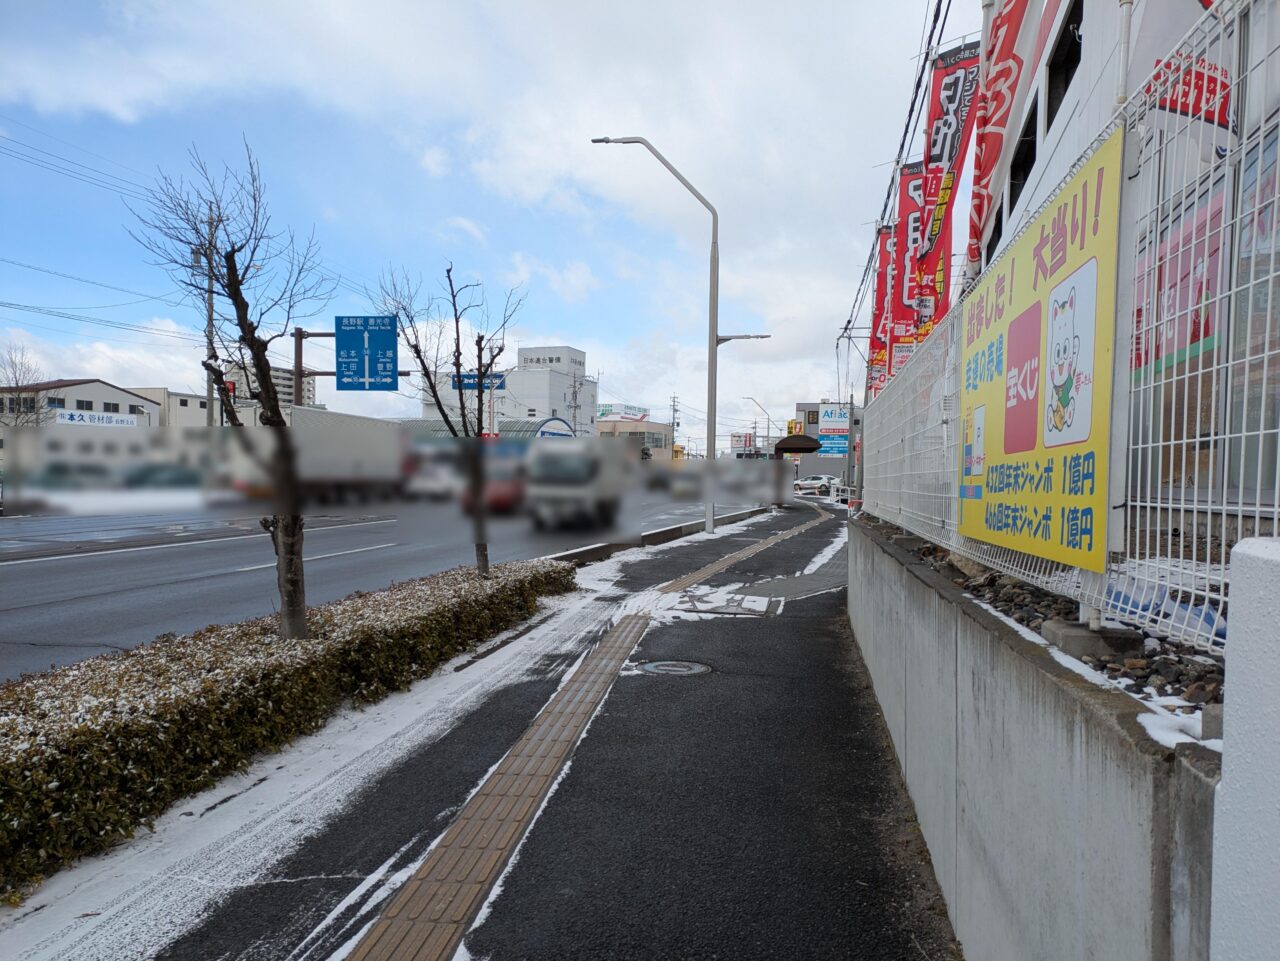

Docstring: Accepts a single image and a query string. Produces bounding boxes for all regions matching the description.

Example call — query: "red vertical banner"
[867,226,892,398]
[967,0,1032,275]
[917,41,981,333]
[889,162,926,378]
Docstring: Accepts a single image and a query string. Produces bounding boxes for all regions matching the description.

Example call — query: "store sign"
[917,40,981,334]
[867,227,892,398]
[967,0,1032,274]
[889,162,926,378]
[55,411,139,427]
[957,128,1123,571]
[817,403,849,458]
[596,403,649,420]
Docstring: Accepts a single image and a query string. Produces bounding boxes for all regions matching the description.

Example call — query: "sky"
[0,0,983,448]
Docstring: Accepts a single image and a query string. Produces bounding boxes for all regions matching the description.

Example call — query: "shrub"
[0,559,575,901]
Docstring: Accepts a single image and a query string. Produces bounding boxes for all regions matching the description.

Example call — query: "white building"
[420,345,598,436]
[0,378,161,426]
[130,387,221,427]
[222,363,316,409]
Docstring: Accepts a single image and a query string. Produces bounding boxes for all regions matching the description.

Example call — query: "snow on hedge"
[0,558,575,900]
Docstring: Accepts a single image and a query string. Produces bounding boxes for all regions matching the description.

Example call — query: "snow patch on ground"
[801,525,847,576]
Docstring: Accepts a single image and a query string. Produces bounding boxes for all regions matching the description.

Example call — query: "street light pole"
[742,396,780,454]
[592,136,718,533]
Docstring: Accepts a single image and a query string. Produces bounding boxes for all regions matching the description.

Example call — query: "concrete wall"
[1210,539,1280,961]
[847,517,1219,961]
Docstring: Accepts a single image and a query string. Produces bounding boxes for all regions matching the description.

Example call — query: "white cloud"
[0,0,986,430]
[419,145,449,177]
[1,319,206,393]
[445,215,487,245]
[506,253,600,304]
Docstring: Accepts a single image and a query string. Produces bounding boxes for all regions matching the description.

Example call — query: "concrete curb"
[541,506,771,568]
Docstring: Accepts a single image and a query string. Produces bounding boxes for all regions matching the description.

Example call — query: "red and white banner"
[866,226,892,398]
[967,0,1033,275]
[889,161,926,378]
[917,40,981,333]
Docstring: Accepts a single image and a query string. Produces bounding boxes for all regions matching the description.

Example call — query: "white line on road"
[0,519,396,567]
[234,542,399,572]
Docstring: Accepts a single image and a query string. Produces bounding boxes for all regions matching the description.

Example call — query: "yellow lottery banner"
[957,128,1123,572]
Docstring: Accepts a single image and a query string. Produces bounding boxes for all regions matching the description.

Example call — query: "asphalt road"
[0,494,753,682]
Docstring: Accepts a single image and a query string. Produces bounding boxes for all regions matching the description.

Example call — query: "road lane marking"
[0,519,396,567]
[234,542,399,573]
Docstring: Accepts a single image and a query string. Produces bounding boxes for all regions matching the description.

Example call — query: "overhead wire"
[837,0,954,344]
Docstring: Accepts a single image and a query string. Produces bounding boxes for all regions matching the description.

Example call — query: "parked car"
[793,473,838,497]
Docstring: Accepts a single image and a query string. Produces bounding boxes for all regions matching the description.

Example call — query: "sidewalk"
[352,505,958,961]
[7,505,958,961]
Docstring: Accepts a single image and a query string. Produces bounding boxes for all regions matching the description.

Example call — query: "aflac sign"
[817,403,849,458]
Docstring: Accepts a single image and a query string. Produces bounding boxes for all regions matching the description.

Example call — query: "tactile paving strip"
[351,506,832,961]
[657,505,831,594]
[349,614,650,961]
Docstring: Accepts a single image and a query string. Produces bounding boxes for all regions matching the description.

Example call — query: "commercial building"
[790,399,860,480]
[420,346,598,436]
[222,363,316,409]
[130,387,221,427]
[596,415,674,460]
[0,379,161,427]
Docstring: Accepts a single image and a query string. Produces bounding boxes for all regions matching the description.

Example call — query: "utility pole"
[193,205,217,426]
[567,369,582,436]
[669,394,680,453]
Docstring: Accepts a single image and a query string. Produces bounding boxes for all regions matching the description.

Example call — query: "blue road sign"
[335,316,398,391]
[450,373,507,391]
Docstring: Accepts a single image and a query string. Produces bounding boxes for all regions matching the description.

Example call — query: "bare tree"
[132,145,332,639]
[377,265,522,576]
[0,342,53,428]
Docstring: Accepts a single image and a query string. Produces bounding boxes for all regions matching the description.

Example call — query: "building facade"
[222,363,316,409]
[0,379,161,427]
[596,415,674,459]
[130,387,221,427]
[420,346,598,436]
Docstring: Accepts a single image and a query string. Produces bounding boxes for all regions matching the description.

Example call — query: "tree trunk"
[275,512,308,638]
[469,438,490,577]
[471,334,490,577]
[268,432,309,638]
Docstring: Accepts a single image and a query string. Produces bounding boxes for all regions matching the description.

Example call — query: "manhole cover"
[639,660,711,676]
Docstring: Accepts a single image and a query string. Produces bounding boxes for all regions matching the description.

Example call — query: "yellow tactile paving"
[350,614,650,961]
[353,506,830,961]
[658,504,831,594]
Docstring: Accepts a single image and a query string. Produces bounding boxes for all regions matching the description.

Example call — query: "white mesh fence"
[862,0,1280,652]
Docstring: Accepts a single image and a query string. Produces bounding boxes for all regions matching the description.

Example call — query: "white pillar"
[1209,537,1280,961]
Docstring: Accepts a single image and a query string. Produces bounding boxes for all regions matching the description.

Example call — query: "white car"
[793,474,838,497]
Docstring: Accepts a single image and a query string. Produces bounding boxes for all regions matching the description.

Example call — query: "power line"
[0,300,205,342]
[838,0,953,343]
[0,256,187,306]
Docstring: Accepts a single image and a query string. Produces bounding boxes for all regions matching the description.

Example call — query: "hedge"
[0,558,576,901]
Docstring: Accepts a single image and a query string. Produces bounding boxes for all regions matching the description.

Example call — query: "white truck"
[216,407,406,503]
[525,437,629,529]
